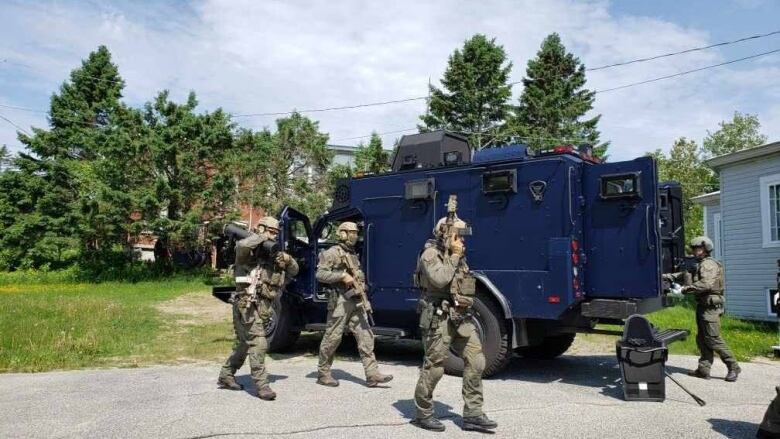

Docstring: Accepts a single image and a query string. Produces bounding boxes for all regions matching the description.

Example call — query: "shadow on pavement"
[392,398,458,421]
[708,418,760,439]
[235,374,288,396]
[304,369,366,386]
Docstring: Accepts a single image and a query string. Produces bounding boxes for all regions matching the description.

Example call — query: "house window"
[760,174,780,247]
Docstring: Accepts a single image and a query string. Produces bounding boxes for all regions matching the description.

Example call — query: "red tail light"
[572,252,580,265]
[571,239,579,252]
[548,295,561,304]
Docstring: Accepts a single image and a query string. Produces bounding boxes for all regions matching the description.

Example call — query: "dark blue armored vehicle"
[218,131,687,376]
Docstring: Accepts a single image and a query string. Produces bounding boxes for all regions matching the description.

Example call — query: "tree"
[354,132,389,174]
[510,33,607,157]
[702,112,767,159]
[7,45,136,267]
[649,137,717,243]
[0,145,11,171]
[135,90,236,248]
[420,34,513,149]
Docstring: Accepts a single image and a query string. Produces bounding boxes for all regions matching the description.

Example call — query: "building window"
[760,174,780,248]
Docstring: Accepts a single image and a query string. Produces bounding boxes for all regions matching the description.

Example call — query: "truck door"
[582,157,661,299]
[279,206,315,298]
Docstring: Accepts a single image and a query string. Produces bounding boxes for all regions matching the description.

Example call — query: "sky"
[0,0,779,162]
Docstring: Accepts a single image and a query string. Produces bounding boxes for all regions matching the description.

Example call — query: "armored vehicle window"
[600,173,641,199]
[290,220,309,244]
[405,178,435,200]
[482,170,517,194]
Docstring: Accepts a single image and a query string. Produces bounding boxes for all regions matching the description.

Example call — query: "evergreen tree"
[354,132,389,174]
[0,145,11,171]
[510,33,607,157]
[702,111,767,159]
[420,34,513,149]
[136,91,236,248]
[9,45,136,266]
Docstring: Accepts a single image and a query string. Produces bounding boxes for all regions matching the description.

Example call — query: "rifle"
[442,195,476,309]
[341,251,376,327]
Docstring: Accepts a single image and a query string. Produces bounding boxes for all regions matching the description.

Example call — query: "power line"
[0,103,47,113]
[0,111,31,136]
[595,47,780,93]
[587,29,780,71]
[331,127,418,142]
[232,96,427,118]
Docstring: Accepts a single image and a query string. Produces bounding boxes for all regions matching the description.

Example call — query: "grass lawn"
[645,304,778,362]
[0,279,776,373]
[0,280,235,372]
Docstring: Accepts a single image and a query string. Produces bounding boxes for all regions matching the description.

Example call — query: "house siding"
[720,154,780,321]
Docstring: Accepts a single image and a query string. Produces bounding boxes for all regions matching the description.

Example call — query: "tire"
[443,294,511,378]
[520,333,576,359]
[266,297,301,352]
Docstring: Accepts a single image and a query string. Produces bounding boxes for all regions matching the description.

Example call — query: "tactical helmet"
[256,216,280,233]
[433,216,469,239]
[337,222,359,234]
[689,236,714,252]
[337,221,359,245]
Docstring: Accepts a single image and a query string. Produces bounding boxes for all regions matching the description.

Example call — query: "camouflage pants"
[695,306,738,374]
[759,386,780,435]
[219,298,271,387]
[318,293,378,378]
[414,299,485,419]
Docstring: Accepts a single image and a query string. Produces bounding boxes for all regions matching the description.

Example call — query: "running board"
[304,323,406,338]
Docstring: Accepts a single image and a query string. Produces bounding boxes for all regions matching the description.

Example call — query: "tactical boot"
[725,367,740,382]
[687,369,710,380]
[462,414,498,432]
[216,375,243,391]
[316,373,339,387]
[410,417,445,432]
[257,385,276,401]
[366,372,393,387]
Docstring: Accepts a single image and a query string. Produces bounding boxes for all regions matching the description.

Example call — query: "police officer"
[217,216,298,400]
[665,236,740,382]
[411,216,497,433]
[315,221,393,388]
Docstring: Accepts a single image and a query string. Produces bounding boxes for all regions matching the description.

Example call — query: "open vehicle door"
[582,157,661,299]
[279,206,315,298]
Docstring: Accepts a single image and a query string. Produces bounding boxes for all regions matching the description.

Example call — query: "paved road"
[0,352,777,438]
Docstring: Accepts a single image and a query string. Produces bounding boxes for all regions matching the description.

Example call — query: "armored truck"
[215,131,688,376]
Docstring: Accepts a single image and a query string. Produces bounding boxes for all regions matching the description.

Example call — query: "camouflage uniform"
[413,239,485,420]
[316,243,380,380]
[668,256,739,376]
[219,232,298,391]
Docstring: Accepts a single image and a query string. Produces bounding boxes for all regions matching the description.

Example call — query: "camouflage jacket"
[235,232,299,300]
[316,244,364,295]
[667,256,724,305]
[416,239,467,299]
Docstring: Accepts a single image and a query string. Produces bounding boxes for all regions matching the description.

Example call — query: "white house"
[692,141,780,322]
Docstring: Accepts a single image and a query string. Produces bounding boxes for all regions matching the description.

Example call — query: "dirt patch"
[156,292,231,325]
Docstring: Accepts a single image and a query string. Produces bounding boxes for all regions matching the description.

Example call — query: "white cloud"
[0,0,777,161]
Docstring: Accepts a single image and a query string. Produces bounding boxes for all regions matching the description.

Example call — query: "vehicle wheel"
[443,294,511,378]
[266,297,301,352]
[520,333,576,359]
